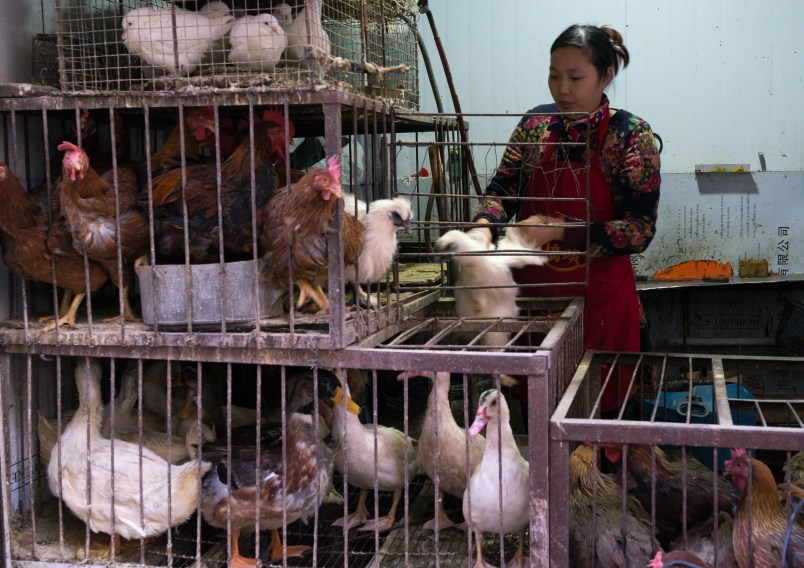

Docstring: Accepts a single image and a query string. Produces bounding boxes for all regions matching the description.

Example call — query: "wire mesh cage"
[0,293,583,567]
[550,351,804,567]
[0,95,463,350]
[32,34,62,89]
[53,0,419,108]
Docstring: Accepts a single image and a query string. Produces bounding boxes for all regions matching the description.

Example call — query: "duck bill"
[332,386,360,415]
[467,409,489,436]
[177,397,197,420]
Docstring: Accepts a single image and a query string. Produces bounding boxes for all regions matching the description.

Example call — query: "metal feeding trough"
[136,259,282,328]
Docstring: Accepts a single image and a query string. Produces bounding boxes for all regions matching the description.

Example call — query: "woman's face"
[548,46,612,114]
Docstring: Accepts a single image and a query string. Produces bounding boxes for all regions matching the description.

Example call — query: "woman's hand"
[517,214,566,247]
[466,218,493,246]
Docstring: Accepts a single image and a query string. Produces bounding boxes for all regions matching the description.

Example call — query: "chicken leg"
[39,292,86,333]
[332,488,369,530]
[267,528,310,561]
[360,488,402,533]
[295,280,329,313]
[101,285,141,323]
[37,290,75,323]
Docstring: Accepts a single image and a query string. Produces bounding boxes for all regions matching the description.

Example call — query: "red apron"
[513,111,640,412]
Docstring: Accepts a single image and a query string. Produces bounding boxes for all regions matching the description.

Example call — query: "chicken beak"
[467,408,489,436]
[403,218,412,231]
[203,119,216,135]
[332,386,360,415]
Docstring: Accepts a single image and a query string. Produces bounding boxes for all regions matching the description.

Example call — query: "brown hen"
[58,141,148,322]
[726,449,804,568]
[0,162,108,331]
[259,156,364,313]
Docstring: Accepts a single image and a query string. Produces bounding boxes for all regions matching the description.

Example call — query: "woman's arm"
[591,118,661,257]
[473,110,551,233]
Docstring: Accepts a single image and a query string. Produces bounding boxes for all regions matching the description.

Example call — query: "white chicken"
[345,198,412,306]
[284,0,331,75]
[271,2,294,30]
[228,13,287,69]
[434,227,547,347]
[121,5,234,76]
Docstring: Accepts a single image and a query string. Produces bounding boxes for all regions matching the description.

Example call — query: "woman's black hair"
[551,25,630,79]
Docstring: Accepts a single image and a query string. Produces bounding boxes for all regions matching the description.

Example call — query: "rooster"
[58,141,148,322]
[569,445,656,568]
[726,448,804,568]
[601,444,742,550]
[0,162,109,332]
[148,109,294,264]
[345,197,412,307]
[260,156,364,313]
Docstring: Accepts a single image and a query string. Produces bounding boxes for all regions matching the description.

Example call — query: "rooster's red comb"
[327,155,342,185]
[262,108,295,138]
[57,141,82,154]
[724,447,747,471]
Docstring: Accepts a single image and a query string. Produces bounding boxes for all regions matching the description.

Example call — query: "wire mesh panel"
[52,0,419,108]
[550,351,804,567]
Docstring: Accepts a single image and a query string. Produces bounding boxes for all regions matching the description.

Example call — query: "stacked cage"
[0,87,593,566]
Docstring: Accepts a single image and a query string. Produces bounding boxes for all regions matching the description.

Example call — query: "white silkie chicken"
[285,0,331,75]
[464,389,530,568]
[345,198,412,306]
[121,5,234,76]
[227,12,287,69]
[434,226,547,348]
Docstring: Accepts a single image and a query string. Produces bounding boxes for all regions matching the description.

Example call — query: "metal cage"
[0,296,583,567]
[52,0,419,109]
[550,351,804,567]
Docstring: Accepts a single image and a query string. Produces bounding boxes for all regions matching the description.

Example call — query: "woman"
[471,24,661,413]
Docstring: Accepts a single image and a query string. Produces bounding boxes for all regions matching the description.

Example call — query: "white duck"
[102,363,170,437]
[47,358,211,549]
[398,370,485,533]
[463,389,529,568]
[331,369,419,532]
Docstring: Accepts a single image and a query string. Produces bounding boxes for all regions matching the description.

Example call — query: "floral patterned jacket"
[474,96,661,257]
